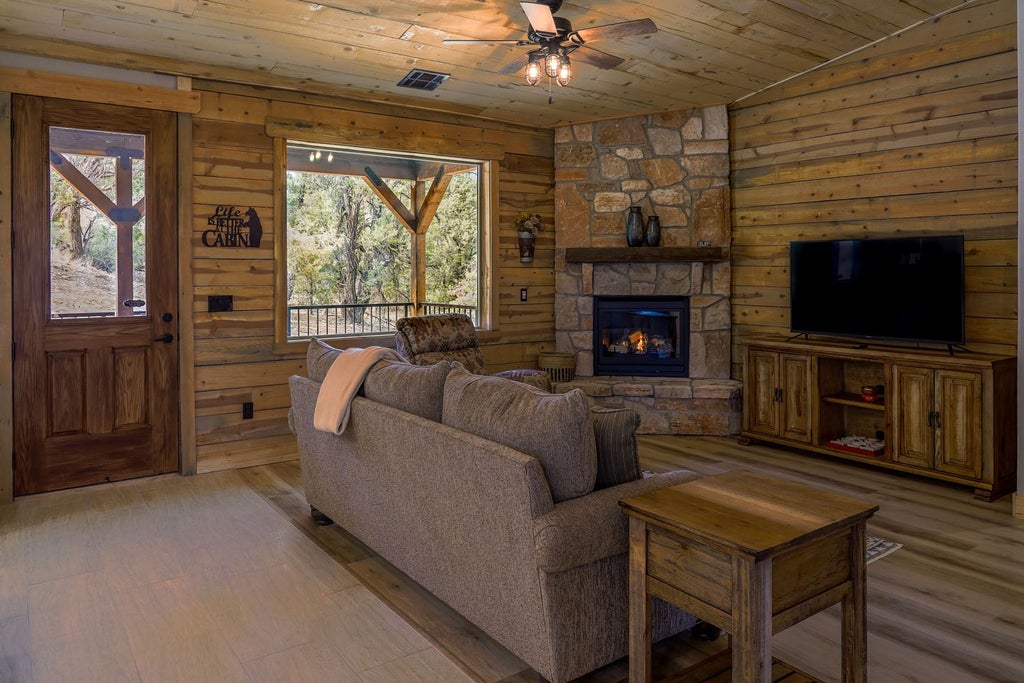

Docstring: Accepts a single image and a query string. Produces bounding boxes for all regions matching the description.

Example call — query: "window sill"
[274,334,397,356]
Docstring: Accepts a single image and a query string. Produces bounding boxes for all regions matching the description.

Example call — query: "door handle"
[153,333,173,344]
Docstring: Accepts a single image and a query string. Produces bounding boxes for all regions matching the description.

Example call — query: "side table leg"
[733,555,772,683]
[843,524,868,682]
[628,517,652,683]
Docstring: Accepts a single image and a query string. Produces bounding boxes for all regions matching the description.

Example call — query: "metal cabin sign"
[203,205,263,248]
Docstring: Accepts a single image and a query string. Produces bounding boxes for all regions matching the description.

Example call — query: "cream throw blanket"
[313,346,405,434]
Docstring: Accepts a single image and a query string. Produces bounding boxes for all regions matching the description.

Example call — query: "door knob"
[153,333,174,344]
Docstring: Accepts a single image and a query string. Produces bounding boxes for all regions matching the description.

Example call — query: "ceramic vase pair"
[625,206,661,247]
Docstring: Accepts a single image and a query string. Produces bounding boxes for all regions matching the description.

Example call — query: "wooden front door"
[12,96,179,495]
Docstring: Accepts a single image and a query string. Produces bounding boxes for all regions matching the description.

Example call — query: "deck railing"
[288,302,476,338]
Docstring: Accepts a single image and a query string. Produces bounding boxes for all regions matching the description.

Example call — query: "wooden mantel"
[564,246,729,263]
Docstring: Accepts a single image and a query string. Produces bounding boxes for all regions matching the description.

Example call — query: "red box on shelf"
[827,436,885,456]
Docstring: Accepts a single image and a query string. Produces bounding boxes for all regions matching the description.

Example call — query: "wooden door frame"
[1,93,13,503]
[177,113,197,476]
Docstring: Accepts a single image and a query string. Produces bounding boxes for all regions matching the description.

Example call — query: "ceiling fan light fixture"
[525,55,542,85]
[544,51,561,78]
[556,55,572,86]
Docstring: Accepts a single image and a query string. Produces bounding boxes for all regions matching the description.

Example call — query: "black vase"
[644,215,661,247]
[625,206,645,247]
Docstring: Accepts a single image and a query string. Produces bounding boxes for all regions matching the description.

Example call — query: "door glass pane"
[49,126,147,319]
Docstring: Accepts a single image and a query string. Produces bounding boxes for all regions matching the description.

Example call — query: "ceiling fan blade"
[498,52,533,75]
[571,18,657,44]
[443,38,529,45]
[570,45,625,70]
[520,2,558,35]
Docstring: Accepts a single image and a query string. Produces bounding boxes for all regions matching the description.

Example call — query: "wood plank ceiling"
[0,0,974,128]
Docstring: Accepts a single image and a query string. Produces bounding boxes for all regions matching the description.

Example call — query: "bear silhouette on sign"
[246,207,263,248]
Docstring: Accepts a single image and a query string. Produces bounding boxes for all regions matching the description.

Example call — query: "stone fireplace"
[552,106,741,435]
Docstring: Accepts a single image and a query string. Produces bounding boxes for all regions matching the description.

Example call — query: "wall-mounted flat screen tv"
[789,235,965,346]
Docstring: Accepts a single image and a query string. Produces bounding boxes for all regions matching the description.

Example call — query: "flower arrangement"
[513,212,543,236]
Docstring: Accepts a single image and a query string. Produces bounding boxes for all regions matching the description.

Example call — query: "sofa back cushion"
[442,366,597,502]
[363,359,451,423]
[307,339,449,422]
[307,338,341,382]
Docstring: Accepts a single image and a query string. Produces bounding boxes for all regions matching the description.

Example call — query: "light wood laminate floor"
[3,436,1022,682]
[0,469,472,683]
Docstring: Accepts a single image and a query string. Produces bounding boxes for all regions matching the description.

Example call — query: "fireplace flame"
[628,330,648,353]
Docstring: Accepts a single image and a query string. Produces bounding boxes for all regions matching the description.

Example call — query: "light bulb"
[327,152,334,162]
[556,56,572,87]
[525,57,542,86]
[315,150,322,160]
[308,151,315,162]
[544,51,561,78]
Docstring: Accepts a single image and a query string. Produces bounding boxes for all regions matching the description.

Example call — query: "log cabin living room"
[0,0,1021,682]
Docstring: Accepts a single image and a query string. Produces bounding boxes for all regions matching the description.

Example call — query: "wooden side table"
[620,469,878,683]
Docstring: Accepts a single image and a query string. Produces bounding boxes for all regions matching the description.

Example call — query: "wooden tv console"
[740,336,1017,501]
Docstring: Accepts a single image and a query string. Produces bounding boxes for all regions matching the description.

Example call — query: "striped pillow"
[591,406,641,489]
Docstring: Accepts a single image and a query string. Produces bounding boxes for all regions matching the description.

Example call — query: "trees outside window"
[284,144,481,340]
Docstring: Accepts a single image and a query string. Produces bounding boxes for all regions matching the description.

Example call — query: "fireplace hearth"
[593,296,689,377]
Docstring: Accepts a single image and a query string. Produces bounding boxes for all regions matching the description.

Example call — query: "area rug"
[866,535,903,564]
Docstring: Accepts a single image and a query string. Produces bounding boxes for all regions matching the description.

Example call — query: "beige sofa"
[288,342,700,682]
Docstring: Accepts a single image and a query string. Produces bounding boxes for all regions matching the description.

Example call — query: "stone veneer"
[553,106,740,435]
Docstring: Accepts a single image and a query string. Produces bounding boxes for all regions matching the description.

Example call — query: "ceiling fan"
[442,0,657,87]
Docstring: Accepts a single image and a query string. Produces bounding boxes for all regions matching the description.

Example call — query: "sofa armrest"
[532,469,701,574]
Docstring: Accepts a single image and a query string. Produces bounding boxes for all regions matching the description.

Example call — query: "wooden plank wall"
[189,84,555,473]
[729,0,1018,377]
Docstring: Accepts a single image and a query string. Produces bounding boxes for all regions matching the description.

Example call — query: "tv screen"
[790,235,965,345]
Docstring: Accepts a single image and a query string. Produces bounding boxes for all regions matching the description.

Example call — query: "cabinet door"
[780,353,812,443]
[745,349,779,436]
[892,366,934,469]
[934,370,982,479]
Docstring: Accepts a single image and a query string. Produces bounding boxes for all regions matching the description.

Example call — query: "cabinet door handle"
[774,387,783,402]
[933,411,941,428]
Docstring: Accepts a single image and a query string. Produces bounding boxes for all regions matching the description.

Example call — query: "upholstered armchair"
[395,313,552,392]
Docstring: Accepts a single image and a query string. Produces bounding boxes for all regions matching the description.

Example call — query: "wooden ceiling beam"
[0,66,200,114]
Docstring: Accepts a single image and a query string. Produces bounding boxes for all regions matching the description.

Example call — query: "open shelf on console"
[816,357,888,459]
[821,392,885,410]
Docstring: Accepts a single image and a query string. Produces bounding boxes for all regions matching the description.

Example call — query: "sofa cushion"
[363,359,451,423]
[307,338,341,382]
[591,406,642,489]
[442,366,597,502]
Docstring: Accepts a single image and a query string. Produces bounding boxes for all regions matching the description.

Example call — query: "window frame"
[273,137,498,354]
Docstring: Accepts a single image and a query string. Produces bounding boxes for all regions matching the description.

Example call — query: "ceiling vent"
[397,69,450,91]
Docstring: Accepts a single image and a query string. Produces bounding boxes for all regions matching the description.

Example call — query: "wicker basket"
[537,351,577,383]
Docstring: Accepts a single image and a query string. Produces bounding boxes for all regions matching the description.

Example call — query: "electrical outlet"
[520,288,528,302]
[208,295,233,312]
[697,240,712,248]
[242,402,254,419]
